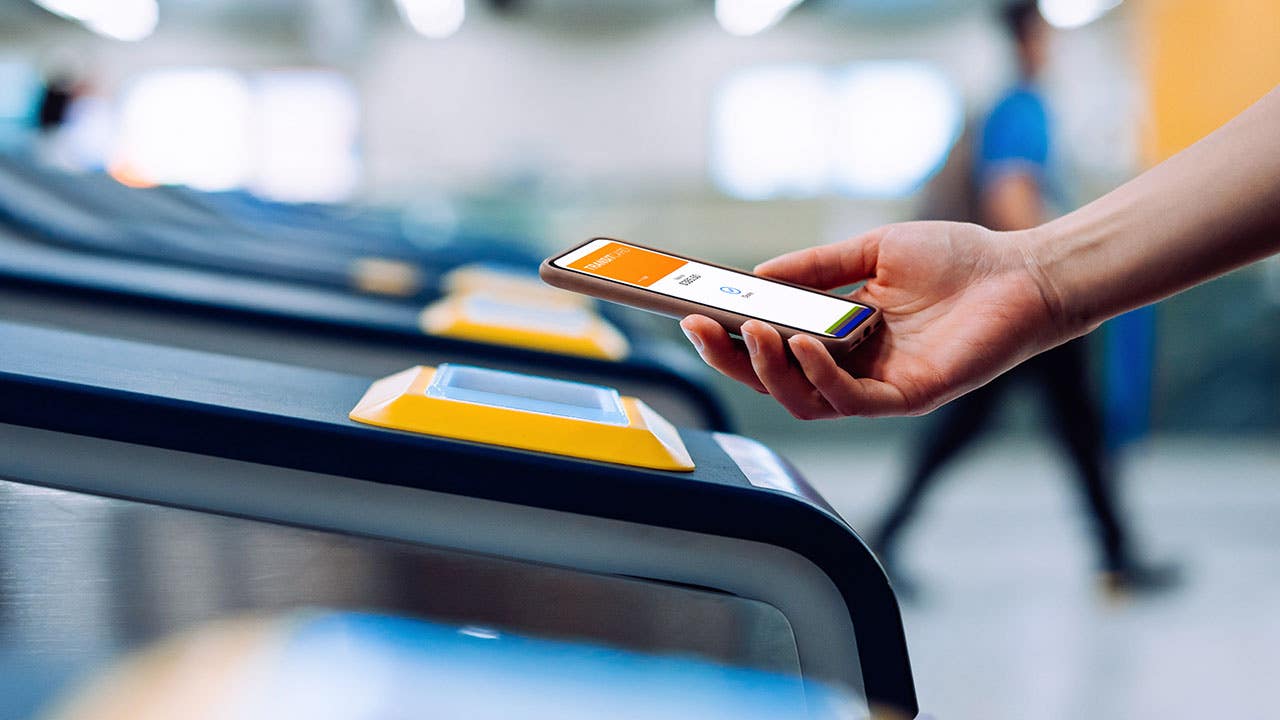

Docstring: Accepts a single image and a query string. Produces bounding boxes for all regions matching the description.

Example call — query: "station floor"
[773,435,1280,720]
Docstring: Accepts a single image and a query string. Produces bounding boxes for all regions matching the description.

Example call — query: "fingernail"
[788,335,808,356]
[682,326,703,353]
[742,327,759,355]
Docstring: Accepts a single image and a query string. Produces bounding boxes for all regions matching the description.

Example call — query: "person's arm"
[977,92,1049,232]
[1028,87,1280,338]
[681,86,1280,418]
[982,172,1042,231]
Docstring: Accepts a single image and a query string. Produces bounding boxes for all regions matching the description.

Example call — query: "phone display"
[552,239,873,338]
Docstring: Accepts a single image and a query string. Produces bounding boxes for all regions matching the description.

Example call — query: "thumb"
[753,226,885,290]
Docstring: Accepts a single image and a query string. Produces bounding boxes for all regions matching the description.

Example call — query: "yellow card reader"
[418,294,629,361]
[349,364,694,472]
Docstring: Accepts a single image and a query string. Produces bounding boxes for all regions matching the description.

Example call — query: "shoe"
[1100,559,1183,600]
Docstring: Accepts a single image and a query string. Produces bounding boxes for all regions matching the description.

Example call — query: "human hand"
[680,222,1071,418]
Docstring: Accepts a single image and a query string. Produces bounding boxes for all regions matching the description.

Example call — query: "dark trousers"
[872,338,1132,571]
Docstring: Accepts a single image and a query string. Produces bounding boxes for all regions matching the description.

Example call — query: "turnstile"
[0,154,538,298]
[0,321,916,718]
[0,227,730,430]
[0,154,730,429]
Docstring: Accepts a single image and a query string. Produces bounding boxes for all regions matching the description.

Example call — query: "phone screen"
[554,239,873,338]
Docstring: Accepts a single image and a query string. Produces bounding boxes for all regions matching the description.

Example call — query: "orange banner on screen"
[569,242,686,287]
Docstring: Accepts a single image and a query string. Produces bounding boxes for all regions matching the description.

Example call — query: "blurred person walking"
[865,1,1178,599]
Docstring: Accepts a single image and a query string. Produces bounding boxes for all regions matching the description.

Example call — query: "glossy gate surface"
[0,477,801,719]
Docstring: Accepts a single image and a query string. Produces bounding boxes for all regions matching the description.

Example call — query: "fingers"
[680,315,766,393]
[740,321,838,420]
[753,226,885,290]
[788,334,911,417]
[681,315,904,420]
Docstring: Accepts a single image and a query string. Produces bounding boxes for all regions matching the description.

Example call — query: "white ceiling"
[0,0,1006,35]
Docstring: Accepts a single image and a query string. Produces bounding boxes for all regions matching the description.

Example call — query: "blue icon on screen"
[720,286,742,295]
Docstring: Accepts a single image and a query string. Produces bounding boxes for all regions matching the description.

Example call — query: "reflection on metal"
[45,612,855,720]
[1265,257,1280,307]
[0,477,799,718]
[714,432,802,496]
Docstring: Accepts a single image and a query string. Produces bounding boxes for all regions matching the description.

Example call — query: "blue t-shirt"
[976,85,1051,193]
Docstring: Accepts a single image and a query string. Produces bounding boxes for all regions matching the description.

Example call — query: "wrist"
[1014,220,1097,344]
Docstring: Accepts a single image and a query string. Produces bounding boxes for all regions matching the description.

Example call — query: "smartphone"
[540,238,882,353]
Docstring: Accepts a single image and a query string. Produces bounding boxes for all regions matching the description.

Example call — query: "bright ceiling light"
[85,0,158,41]
[1038,0,1122,29]
[32,0,157,41]
[715,0,804,37]
[31,0,94,21]
[395,0,466,39]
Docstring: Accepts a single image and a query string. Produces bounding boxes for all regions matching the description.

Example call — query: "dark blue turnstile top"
[0,154,731,429]
[0,321,915,715]
[0,153,540,296]
[0,227,732,430]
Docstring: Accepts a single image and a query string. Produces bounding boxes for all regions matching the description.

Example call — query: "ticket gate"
[0,321,916,718]
[0,227,730,430]
[0,154,538,299]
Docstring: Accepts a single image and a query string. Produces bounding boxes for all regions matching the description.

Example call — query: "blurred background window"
[711,62,961,201]
[112,68,253,190]
[831,62,961,197]
[109,67,359,200]
[710,65,831,201]
[251,70,360,202]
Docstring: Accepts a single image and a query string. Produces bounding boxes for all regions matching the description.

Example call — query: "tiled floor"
[773,435,1280,720]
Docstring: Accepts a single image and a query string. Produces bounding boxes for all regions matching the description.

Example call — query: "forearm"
[1028,87,1280,337]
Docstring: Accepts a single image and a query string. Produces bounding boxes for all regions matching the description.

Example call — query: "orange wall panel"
[1139,0,1280,163]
